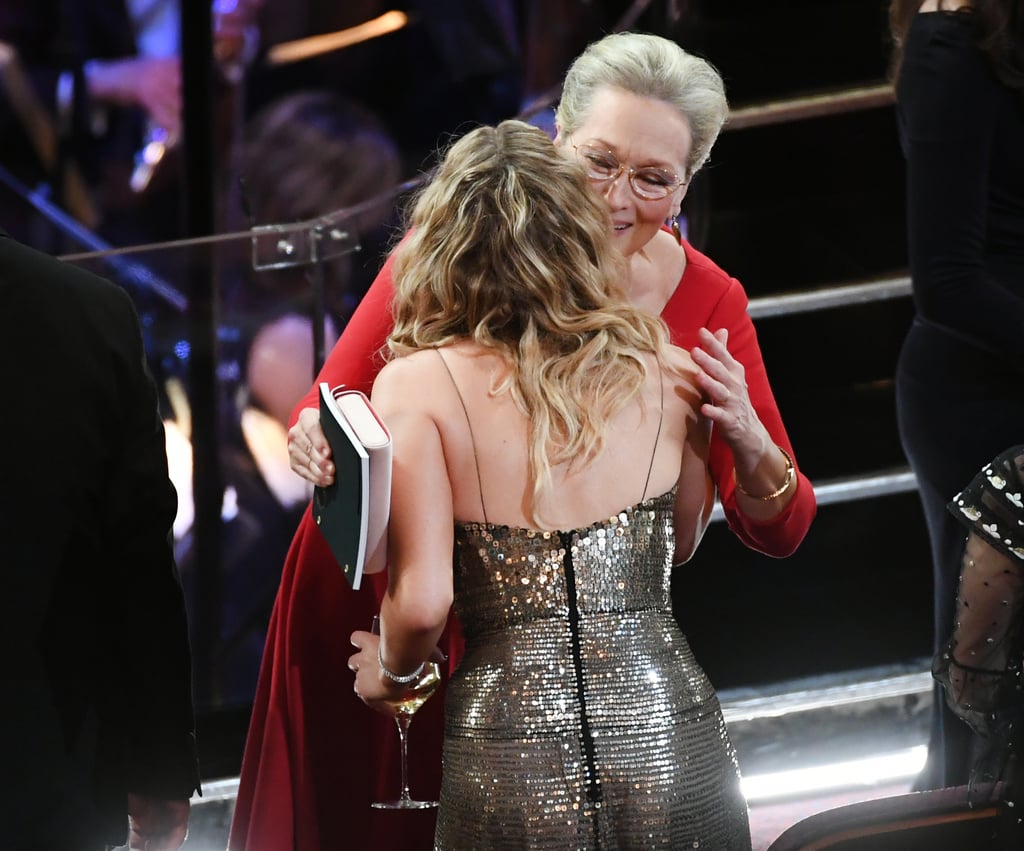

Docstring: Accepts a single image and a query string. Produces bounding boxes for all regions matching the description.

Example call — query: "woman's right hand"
[288,407,335,486]
[691,327,773,468]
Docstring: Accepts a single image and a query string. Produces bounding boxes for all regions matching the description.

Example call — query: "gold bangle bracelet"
[734,445,795,501]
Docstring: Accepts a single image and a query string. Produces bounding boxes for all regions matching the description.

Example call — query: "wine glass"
[370,616,442,809]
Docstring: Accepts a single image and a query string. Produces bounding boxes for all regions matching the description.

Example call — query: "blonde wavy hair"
[389,120,681,510]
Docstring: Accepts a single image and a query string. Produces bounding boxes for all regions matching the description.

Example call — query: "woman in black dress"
[890,0,1024,789]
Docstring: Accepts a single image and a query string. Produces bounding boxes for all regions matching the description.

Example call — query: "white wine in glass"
[371,620,442,809]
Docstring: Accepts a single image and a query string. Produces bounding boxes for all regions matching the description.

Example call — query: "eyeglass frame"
[570,140,688,201]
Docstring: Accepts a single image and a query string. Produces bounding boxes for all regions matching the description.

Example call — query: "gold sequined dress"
[434,488,752,850]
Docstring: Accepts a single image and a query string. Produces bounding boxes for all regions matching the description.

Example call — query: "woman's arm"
[349,359,454,710]
[698,279,816,556]
[288,249,399,487]
[932,529,1022,736]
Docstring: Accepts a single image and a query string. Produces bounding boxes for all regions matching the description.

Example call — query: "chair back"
[764,782,1017,850]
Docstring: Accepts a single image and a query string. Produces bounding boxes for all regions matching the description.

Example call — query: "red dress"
[228,240,817,850]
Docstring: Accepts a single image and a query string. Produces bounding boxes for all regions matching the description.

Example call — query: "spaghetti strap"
[436,349,488,524]
[640,369,665,503]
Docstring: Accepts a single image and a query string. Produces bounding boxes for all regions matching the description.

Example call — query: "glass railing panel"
[52,187,410,711]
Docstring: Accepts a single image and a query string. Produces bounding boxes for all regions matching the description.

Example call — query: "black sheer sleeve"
[934,446,1024,738]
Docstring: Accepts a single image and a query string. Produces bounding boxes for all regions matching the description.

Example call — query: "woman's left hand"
[690,327,772,470]
[348,629,397,714]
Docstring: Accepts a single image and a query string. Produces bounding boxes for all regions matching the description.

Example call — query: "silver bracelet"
[377,644,425,684]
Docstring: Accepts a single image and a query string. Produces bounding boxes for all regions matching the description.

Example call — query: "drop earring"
[669,215,682,245]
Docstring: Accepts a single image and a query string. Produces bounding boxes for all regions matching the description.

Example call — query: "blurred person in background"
[0,0,262,249]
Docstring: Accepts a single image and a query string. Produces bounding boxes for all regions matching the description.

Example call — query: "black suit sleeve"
[98,284,201,799]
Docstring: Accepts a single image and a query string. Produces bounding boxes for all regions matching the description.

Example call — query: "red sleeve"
[705,279,816,556]
[288,250,398,428]
[663,247,816,556]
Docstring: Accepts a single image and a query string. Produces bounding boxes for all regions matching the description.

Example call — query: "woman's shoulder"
[372,352,453,428]
[657,342,694,370]
[375,343,495,393]
[374,349,438,392]
[656,347,702,407]
[661,241,748,333]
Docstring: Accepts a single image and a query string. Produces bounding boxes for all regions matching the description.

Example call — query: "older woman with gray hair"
[231,31,815,851]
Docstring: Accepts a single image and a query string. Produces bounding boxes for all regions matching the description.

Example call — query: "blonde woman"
[232,33,811,851]
[349,120,751,849]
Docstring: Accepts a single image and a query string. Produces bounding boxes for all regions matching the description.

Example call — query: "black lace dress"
[933,445,1024,788]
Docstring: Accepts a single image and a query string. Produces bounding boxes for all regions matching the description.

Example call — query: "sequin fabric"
[434,488,752,850]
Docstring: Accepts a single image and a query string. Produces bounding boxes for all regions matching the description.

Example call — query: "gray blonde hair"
[389,120,681,517]
[556,32,728,179]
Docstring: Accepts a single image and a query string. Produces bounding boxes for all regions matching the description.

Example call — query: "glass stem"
[395,712,413,802]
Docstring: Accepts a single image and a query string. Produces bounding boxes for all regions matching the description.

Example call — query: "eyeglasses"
[572,142,686,200]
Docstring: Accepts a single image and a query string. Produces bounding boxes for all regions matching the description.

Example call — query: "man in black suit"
[0,230,200,850]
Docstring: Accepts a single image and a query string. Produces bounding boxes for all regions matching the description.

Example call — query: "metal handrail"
[811,468,919,506]
[721,665,931,722]
[748,275,912,319]
[726,83,896,132]
[709,468,918,523]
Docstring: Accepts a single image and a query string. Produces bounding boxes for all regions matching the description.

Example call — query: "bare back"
[372,340,710,542]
